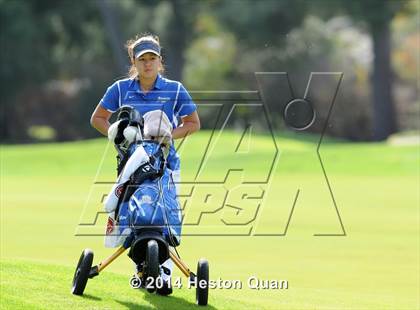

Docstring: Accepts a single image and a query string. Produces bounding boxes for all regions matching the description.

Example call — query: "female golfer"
[90,34,200,295]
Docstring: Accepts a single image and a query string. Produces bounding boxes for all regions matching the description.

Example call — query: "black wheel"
[196,258,209,306]
[145,239,159,293]
[71,249,94,295]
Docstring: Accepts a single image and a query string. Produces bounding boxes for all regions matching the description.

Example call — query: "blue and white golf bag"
[103,109,181,249]
[104,141,181,248]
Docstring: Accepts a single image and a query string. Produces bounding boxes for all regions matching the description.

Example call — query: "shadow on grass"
[80,294,102,301]
[116,300,154,310]
[116,291,218,310]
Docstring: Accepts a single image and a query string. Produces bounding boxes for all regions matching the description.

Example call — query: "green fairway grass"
[0,259,258,310]
[1,131,419,309]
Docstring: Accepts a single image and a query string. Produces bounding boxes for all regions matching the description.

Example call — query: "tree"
[213,0,308,48]
[132,0,203,81]
[325,0,409,140]
[96,0,127,75]
[209,0,309,127]
[0,0,106,142]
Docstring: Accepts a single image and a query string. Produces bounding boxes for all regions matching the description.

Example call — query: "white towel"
[143,110,172,139]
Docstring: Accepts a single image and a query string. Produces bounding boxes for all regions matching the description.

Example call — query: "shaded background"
[0,0,418,143]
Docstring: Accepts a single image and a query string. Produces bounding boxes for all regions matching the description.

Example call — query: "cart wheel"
[145,240,159,293]
[71,249,94,295]
[196,258,209,306]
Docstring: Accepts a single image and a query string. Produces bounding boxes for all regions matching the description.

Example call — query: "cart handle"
[169,248,195,278]
[97,246,127,273]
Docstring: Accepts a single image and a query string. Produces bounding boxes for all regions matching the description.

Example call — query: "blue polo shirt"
[100,74,197,171]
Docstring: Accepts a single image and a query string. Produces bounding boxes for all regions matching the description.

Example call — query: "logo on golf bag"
[142,165,151,173]
[106,216,115,235]
[115,184,124,198]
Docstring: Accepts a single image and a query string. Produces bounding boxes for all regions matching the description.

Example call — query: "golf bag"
[104,107,181,248]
